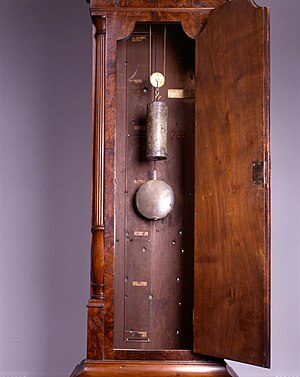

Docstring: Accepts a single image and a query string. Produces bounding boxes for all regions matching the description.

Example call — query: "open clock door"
[193,0,270,368]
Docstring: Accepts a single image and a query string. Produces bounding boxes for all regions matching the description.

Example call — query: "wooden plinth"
[71,359,238,377]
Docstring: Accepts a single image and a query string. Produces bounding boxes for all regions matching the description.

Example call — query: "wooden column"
[87,16,106,360]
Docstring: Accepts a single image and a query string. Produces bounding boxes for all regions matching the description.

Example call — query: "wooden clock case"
[71,0,270,376]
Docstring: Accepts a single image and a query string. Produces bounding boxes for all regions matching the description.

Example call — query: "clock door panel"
[193,0,270,368]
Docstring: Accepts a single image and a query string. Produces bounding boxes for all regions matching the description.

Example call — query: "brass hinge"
[252,161,266,185]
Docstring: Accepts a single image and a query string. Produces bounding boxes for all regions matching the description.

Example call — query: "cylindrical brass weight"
[146,101,168,160]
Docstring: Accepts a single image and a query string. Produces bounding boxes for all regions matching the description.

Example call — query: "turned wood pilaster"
[90,17,106,302]
[87,16,106,361]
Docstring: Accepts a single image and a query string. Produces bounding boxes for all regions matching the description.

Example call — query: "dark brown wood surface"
[193,0,270,368]
[99,14,201,360]
[113,23,195,351]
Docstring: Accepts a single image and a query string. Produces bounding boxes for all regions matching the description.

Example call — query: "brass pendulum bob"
[136,168,175,221]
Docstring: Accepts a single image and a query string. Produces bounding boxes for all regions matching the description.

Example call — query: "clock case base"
[71,359,237,377]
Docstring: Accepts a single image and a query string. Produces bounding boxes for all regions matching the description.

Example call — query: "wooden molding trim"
[71,360,235,377]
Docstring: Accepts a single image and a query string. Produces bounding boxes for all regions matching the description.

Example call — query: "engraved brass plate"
[135,331,147,337]
[132,36,147,42]
[168,89,195,99]
[128,79,143,84]
[125,330,150,342]
[133,281,148,287]
[134,179,145,185]
[134,231,149,237]
[253,161,265,185]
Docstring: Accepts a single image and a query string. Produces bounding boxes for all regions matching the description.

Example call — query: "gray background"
[0,0,299,376]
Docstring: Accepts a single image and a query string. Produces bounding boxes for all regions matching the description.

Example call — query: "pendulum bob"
[135,179,175,220]
[146,101,168,160]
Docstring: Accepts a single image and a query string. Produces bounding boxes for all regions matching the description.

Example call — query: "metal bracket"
[252,161,265,185]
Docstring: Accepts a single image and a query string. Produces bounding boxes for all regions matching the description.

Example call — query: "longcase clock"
[71,0,270,376]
